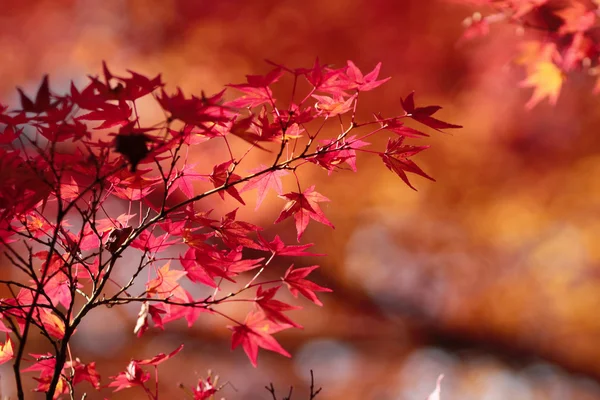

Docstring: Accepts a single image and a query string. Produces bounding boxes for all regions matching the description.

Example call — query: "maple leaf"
[180,248,219,288]
[283,265,332,306]
[225,86,276,109]
[519,60,563,109]
[169,163,206,199]
[146,262,188,301]
[375,114,429,138]
[137,343,184,366]
[226,67,283,108]
[255,286,302,328]
[110,170,161,201]
[182,228,215,248]
[192,375,218,399]
[344,60,391,91]
[108,361,150,392]
[297,58,347,96]
[135,302,169,336]
[0,334,13,366]
[213,208,262,249]
[22,353,70,398]
[228,115,271,149]
[556,2,596,34]
[180,246,263,287]
[76,100,132,130]
[380,137,434,190]
[134,302,151,337]
[113,122,155,172]
[22,353,56,377]
[0,125,20,144]
[37,309,66,339]
[240,166,289,209]
[32,375,69,399]
[256,233,324,257]
[156,88,230,128]
[228,310,292,367]
[245,67,284,87]
[17,75,53,113]
[209,161,245,204]
[308,135,369,174]
[131,230,178,253]
[275,186,334,241]
[400,92,462,132]
[43,274,72,309]
[104,226,133,253]
[64,358,101,389]
[159,290,207,328]
[516,42,564,109]
[312,93,356,117]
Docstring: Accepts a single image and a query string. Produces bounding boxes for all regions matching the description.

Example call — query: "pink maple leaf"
[283,265,332,306]
[275,186,334,241]
[228,310,292,367]
[240,166,289,209]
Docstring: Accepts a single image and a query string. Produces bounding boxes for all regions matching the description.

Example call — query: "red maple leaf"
[159,290,208,328]
[22,353,56,377]
[131,230,178,253]
[374,114,429,138]
[228,115,271,149]
[0,125,20,144]
[225,67,283,108]
[156,88,230,128]
[308,135,369,174]
[256,233,324,257]
[169,163,206,199]
[344,60,391,92]
[22,353,70,398]
[283,265,332,306]
[380,137,434,190]
[312,93,356,117]
[192,375,218,399]
[94,62,163,101]
[180,246,263,287]
[212,208,262,249]
[76,100,132,130]
[209,161,245,205]
[400,92,462,132]
[275,186,334,241]
[137,343,184,366]
[300,58,343,93]
[228,310,292,367]
[108,361,150,392]
[240,166,289,209]
[255,286,302,328]
[17,75,54,114]
[64,359,101,389]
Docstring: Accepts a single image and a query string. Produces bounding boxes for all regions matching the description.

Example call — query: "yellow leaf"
[519,61,564,109]
[0,334,13,365]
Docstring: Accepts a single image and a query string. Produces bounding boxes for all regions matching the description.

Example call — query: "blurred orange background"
[2,0,600,399]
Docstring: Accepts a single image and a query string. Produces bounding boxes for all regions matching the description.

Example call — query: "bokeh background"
[2,0,600,398]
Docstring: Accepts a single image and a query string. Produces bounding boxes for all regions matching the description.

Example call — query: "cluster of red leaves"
[0,59,459,399]
[461,0,600,108]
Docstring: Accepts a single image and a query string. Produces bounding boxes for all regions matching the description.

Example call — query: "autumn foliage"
[0,59,459,399]
[461,0,600,108]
